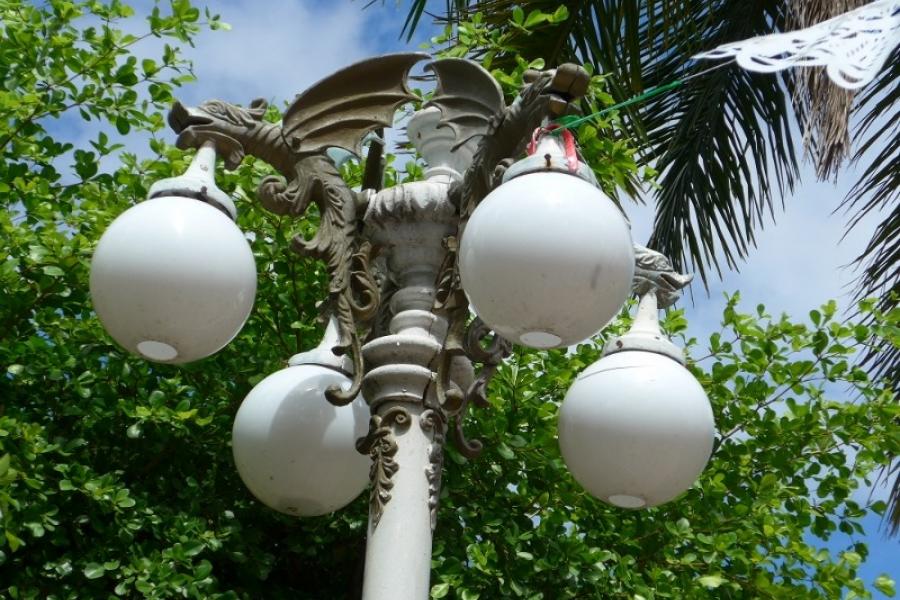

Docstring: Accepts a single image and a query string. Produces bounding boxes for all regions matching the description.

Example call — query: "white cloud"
[48,1,382,178]
[177,0,377,106]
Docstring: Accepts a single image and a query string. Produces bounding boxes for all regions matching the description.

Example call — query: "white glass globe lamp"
[90,142,256,364]
[558,291,715,508]
[232,327,370,516]
[458,133,634,349]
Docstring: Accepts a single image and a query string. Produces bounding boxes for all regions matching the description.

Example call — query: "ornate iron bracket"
[632,244,694,309]
[432,236,512,460]
[165,54,428,406]
[605,246,695,362]
[419,408,447,531]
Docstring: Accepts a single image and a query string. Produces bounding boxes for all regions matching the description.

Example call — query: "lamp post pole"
[91,53,713,600]
[354,130,460,598]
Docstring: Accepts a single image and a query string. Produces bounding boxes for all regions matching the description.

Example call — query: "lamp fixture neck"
[500,129,599,187]
[147,141,237,220]
[603,291,685,364]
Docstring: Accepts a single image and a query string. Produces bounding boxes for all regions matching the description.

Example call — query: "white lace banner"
[693,0,900,89]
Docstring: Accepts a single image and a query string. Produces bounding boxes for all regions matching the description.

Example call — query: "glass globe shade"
[558,350,715,508]
[458,172,634,349]
[90,196,256,364]
[232,365,371,516]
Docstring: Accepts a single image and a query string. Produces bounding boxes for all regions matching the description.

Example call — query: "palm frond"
[839,48,900,533]
[397,0,471,40]
[640,0,798,282]
[413,0,801,284]
[844,50,900,308]
[787,0,866,180]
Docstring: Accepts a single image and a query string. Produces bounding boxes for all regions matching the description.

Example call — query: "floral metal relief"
[419,408,447,532]
[356,405,411,529]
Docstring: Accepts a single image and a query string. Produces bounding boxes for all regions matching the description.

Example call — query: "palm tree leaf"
[405,0,801,284]
[838,48,900,533]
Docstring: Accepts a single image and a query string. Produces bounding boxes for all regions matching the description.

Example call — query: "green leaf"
[5,532,24,552]
[195,560,213,579]
[431,582,450,598]
[551,6,569,22]
[24,522,45,538]
[0,454,9,478]
[183,541,204,557]
[141,58,157,76]
[42,266,65,277]
[83,562,105,579]
[842,551,862,568]
[115,116,131,135]
[523,10,549,28]
[698,575,727,589]
[874,575,896,597]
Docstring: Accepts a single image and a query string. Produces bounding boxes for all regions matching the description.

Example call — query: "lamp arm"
[451,63,592,218]
[166,98,379,405]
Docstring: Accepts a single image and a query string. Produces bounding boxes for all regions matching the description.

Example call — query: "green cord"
[552,79,685,132]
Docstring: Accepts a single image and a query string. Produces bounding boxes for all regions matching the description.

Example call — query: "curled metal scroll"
[432,237,512,460]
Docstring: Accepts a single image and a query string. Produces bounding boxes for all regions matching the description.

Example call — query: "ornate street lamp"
[90,53,715,599]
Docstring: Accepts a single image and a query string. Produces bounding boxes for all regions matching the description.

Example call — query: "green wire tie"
[552,79,685,132]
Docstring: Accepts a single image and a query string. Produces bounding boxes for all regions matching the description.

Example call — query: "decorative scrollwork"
[420,408,446,532]
[356,406,411,529]
[166,54,427,409]
[449,63,591,218]
[448,317,512,459]
[432,237,512,460]
[462,318,513,410]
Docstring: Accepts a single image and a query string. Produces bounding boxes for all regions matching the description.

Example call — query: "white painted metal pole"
[360,404,438,599]
[356,107,469,600]
[358,283,449,600]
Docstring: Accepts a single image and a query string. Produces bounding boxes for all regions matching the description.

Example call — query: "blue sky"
[70,0,897,592]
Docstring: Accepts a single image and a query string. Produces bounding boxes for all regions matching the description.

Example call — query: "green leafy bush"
[1,2,896,598]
